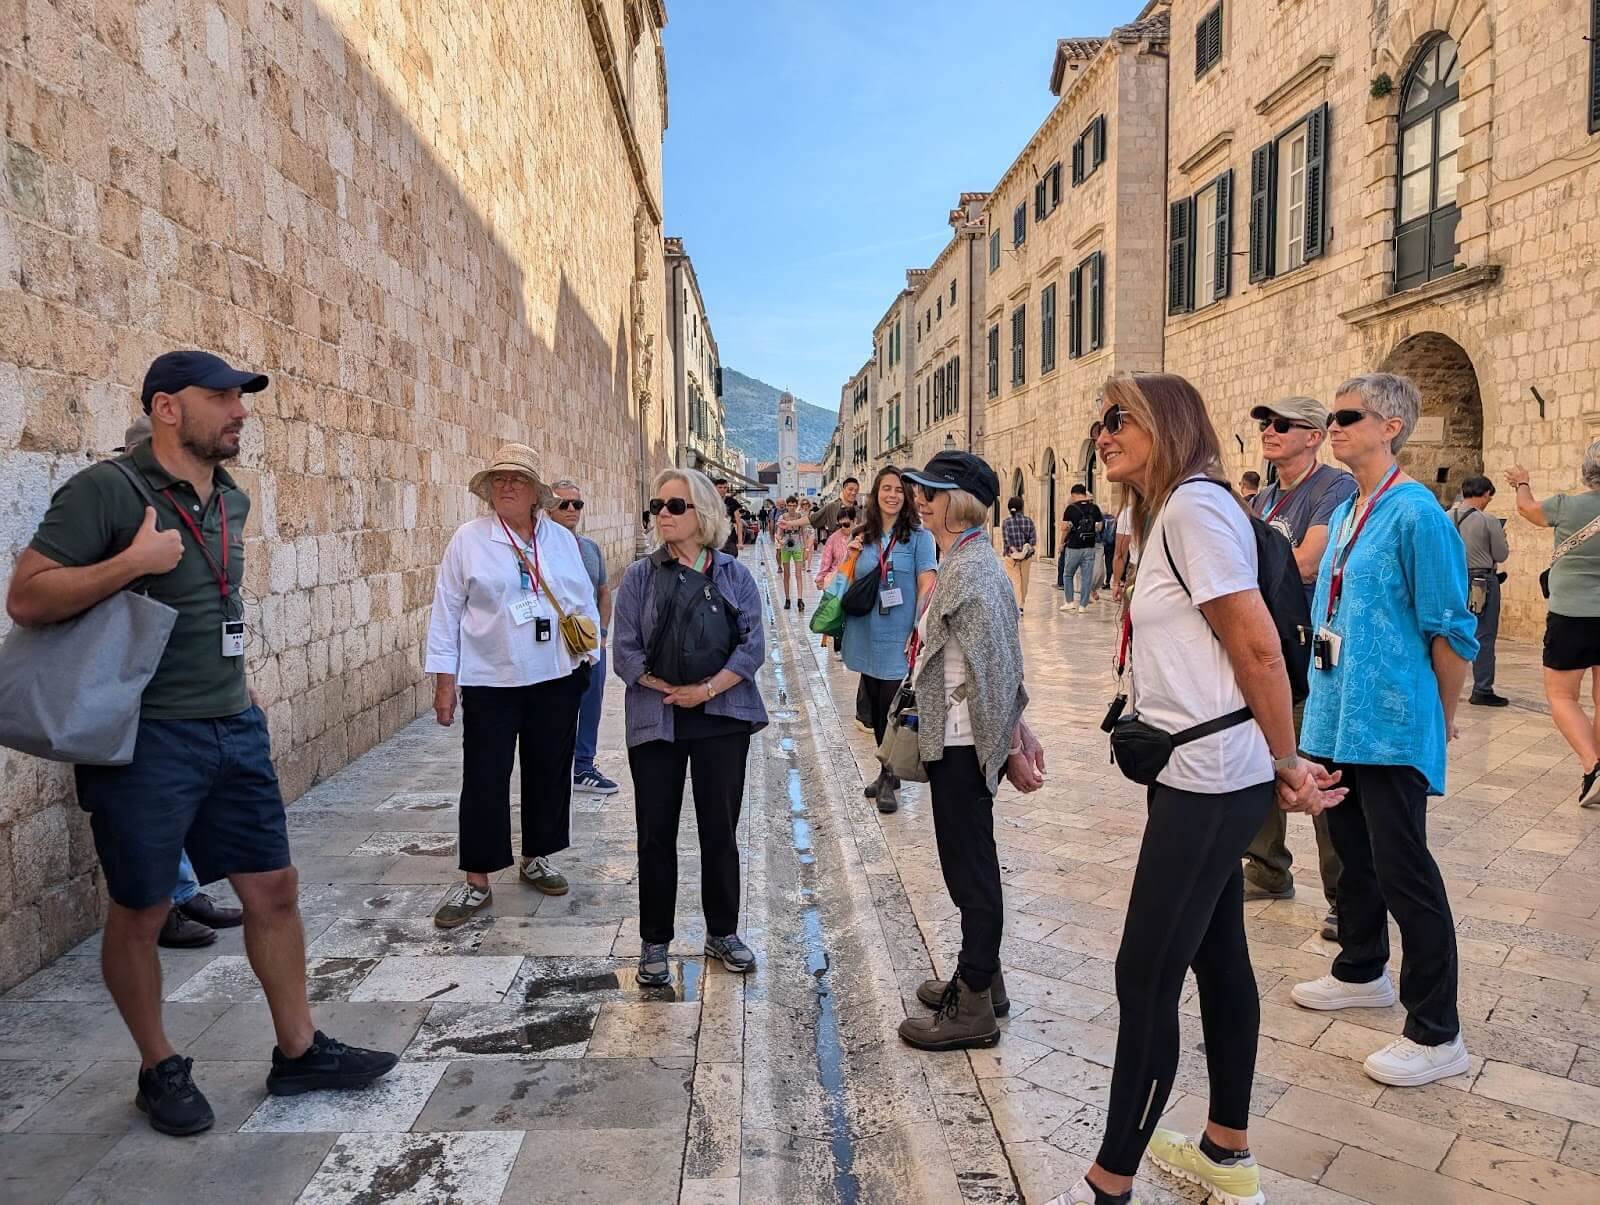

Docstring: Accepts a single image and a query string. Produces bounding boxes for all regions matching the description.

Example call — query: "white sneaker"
[1076,603,1088,614]
[1058,601,1072,612]
[1044,1179,1139,1205]
[1290,972,1397,1011]
[1363,1033,1471,1086]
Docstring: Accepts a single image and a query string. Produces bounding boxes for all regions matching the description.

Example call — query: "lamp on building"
[943,433,957,452]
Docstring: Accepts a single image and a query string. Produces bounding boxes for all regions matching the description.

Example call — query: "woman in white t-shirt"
[1048,375,1345,1205]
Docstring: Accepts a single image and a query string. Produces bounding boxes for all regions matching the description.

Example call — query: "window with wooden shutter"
[1035,179,1047,221]
[1196,4,1222,77]
[989,231,1000,271]
[1168,197,1192,315]
[987,326,999,397]
[1049,162,1062,209]
[1068,266,1083,359]
[1093,116,1107,170]
[951,356,960,410]
[1011,306,1026,386]
[1040,283,1057,373]
[1248,141,1275,283]
[1303,104,1329,260]
[1213,168,1233,298]
[1013,202,1027,246]
[1088,253,1104,351]
[1071,139,1085,186]
[951,280,957,304]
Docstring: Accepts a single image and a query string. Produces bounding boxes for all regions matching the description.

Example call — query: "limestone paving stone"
[0,1133,123,1205]
[415,1058,694,1133]
[0,1060,88,1133]
[405,1002,598,1060]
[19,1060,275,1136]
[240,1061,448,1134]
[295,1130,525,1205]
[56,1132,336,1205]
[346,954,524,1003]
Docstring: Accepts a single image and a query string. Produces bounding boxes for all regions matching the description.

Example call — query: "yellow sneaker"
[1146,1129,1264,1205]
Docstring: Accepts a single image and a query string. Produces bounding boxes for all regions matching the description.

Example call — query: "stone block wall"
[0,0,672,990]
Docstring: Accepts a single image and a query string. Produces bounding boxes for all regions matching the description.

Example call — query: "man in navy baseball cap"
[902,450,1001,508]
[140,350,269,414]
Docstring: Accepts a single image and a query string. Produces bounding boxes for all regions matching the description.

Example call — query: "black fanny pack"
[1103,694,1253,786]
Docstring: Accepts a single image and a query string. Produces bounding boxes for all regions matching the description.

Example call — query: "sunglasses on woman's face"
[1330,409,1377,428]
[555,499,585,511]
[1258,417,1315,434]
[1093,407,1132,438]
[648,497,696,516]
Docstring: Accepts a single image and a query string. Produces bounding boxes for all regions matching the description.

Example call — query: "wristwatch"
[704,681,718,700]
[1272,754,1301,772]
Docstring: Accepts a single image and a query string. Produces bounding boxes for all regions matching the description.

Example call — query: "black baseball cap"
[902,451,1000,508]
[141,351,269,413]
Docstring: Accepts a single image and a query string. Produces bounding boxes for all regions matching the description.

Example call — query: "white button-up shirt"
[425,515,601,687]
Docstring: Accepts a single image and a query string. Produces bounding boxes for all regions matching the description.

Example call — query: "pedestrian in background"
[1238,469,1261,505]
[1291,373,1478,1088]
[1098,505,1118,594]
[814,505,857,654]
[775,495,808,610]
[811,476,861,540]
[550,478,619,796]
[1058,484,1101,613]
[1507,443,1600,806]
[613,468,767,986]
[1240,395,1357,942]
[897,451,1042,1053]
[7,351,397,1136]
[713,478,741,556]
[800,498,818,573]
[1450,475,1510,708]
[1000,496,1037,614]
[427,444,601,928]
[842,466,936,813]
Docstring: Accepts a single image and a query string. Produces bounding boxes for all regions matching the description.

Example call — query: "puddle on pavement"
[519,960,701,1004]
[445,1008,598,1056]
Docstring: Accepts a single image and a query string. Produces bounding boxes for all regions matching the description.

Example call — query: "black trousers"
[927,746,1003,992]
[1324,762,1460,1046]
[1098,781,1273,1177]
[859,673,901,747]
[458,671,586,873]
[628,731,751,944]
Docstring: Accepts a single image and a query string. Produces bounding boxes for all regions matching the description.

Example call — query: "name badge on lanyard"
[162,488,243,657]
[1315,467,1401,671]
[877,536,903,611]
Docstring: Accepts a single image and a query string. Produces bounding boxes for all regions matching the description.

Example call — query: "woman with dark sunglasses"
[612,468,768,988]
[1048,375,1343,1205]
[1288,373,1478,1090]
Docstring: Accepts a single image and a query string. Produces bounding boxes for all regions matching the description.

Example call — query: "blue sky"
[661,0,1147,416]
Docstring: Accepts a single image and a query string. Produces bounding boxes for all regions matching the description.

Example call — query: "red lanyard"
[1326,467,1401,621]
[906,529,983,670]
[499,516,542,593]
[876,534,897,584]
[161,489,229,600]
[1262,464,1317,525]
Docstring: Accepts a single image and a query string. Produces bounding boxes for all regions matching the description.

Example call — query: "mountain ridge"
[720,367,834,465]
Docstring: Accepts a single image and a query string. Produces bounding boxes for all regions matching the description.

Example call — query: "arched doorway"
[1041,448,1058,556]
[1379,331,1482,505]
[1079,438,1098,502]
[1011,468,1025,507]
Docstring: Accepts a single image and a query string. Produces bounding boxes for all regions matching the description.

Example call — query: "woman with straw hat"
[426,443,602,928]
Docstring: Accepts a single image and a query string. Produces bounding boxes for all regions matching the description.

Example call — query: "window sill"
[1337,264,1502,328]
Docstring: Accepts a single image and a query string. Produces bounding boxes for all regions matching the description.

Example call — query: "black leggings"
[858,674,901,748]
[1097,780,1274,1177]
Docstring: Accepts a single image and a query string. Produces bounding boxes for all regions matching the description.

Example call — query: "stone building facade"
[0,0,675,989]
[663,236,729,476]
[980,15,1171,550]
[870,281,920,474]
[1161,0,1600,638]
[906,194,990,471]
[843,358,873,490]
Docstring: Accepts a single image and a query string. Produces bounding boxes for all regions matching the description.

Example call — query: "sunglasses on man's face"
[555,499,585,511]
[1329,409,1377,428]
[1258,417,1315,434]
[648,497,696,516]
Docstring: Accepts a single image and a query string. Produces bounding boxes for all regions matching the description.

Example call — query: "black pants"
[859,674,901,747]
[628,732,751,944]
[1098,781,1273,1177]
[1324,762,1459,1046]
[927,746,1003,992]
[458,671,586,873]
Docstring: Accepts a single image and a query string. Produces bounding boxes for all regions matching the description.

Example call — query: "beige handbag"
[508,538,599,656]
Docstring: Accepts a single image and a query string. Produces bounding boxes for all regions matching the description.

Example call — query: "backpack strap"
[1171,706,1253,746]
[104,456,165,595]
[1551,511,1600,567]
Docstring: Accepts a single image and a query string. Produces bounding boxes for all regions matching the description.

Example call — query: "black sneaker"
[265,1030,399,1096]
[1469,692,1510,707]
[1581,763,1600,810]
[136,1055,214,1136]
[157,907,216,949]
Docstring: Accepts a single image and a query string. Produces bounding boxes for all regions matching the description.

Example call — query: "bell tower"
[778,391,799,497]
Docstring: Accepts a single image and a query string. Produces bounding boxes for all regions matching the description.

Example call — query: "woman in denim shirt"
[843,466,937,813]
[613,468,767,989]
[1291,373,1478,1091]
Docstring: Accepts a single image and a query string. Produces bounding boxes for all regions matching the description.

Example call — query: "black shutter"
[1303,103,1330,261]
[1068,265,1083,358]
[1094,115,1107,168]
[1089,253,1104,351]
[1214,169,1233,299]
[1168,198,1192,315]
[1072,139,1084,186]
[1248,141,1275,283]
[1592,0,1600,133]
[987,326,999,396]
[952,356,960,409]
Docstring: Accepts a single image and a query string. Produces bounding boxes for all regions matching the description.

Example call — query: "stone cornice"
[1338,265,1503,327]
[1073,222,1107,251]
[1255,54,1335,118]
[1177,130,1234,177]
[1034,254,1064,280]
[581,0,661,225]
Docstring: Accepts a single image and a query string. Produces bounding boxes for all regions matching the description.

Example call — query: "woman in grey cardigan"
[896,452,1045,1052]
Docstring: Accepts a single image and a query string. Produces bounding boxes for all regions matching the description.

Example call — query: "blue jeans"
[174,851,200,905]
[1062,546,1097,606]
[574,646,607,775]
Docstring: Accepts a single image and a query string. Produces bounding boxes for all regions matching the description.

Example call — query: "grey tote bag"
[0,459,177,765]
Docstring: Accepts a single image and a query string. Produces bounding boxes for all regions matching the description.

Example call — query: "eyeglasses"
[1092,407,1132,438]
[1258,417,1316,434]
[489,473,529,488]
[1329,409,1379,428]
[555,499,585,511]
[648,497,696,516]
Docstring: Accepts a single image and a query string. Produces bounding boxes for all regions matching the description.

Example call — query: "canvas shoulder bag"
[503,520,599,657]
[1540,510,1600,600]
[0,458,179,765]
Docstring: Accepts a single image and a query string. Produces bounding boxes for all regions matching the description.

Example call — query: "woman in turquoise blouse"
[843,465,937,812]
[1292,373,1478,1093]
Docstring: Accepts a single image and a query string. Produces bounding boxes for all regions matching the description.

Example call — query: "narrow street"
[5,546,1600,1203]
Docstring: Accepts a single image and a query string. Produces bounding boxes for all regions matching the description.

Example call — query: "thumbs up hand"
[125,506,184,575]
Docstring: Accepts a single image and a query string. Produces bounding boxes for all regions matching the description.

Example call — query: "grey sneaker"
[705,933,756,973]
[519,855,569,896]
[638,941,671,987]
[433,882,492,929]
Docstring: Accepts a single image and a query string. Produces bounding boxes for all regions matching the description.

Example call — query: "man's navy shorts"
[74,706,292,908]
